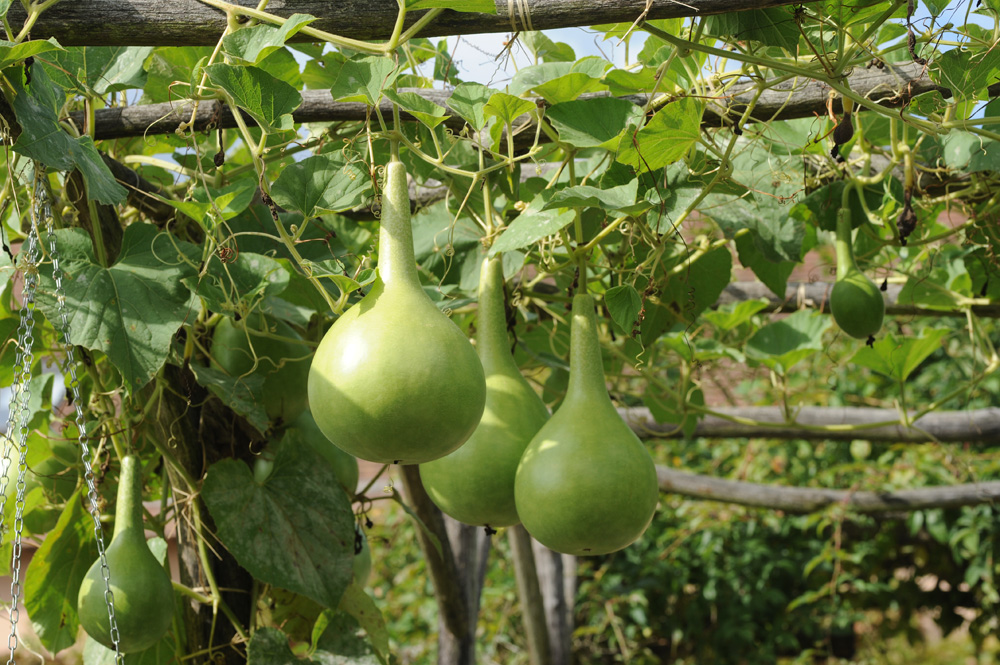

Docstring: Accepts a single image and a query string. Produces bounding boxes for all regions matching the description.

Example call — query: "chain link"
[0,167,123,663]
[33,167,125,664]
[1,169,42,662]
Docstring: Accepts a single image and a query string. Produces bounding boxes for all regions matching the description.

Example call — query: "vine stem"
[225,91,340,313]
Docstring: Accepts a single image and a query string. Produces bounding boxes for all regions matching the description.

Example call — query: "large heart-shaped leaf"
[270,152,372,217]
[36,225,199,391]
[202,441,355,610]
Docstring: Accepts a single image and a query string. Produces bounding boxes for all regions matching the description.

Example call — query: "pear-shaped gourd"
[420,257,550,527]
[308,159,486,464]
[514,295,658,556]
[829,210,884,340]
[78,455,174,653]
[211,312,311,424]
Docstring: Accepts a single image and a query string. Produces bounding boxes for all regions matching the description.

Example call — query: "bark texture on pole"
[9,0,812,47]
[623,406,1000,443]
[73,63,944,144]
[718,281,1000,319]
[657,466,1000,514]
[509,525,553,665]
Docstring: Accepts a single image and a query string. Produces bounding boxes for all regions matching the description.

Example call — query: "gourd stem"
[379,161,420,288]
[566,295,608,403]
[834,210,858,281]
[477,258,519,374]
[113,455,143,539]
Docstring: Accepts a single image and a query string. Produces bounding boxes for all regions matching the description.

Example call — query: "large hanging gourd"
[829,208,884,340]
[514,294,659,556]
[77,455,174,653]
[308,158,486,464]
[420,257,550,527]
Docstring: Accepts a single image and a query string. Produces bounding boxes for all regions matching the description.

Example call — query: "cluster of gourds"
[308,158,659,556]
[72,154,884,654]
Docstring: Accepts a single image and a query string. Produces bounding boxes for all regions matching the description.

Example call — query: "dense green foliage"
[0,0,998,662]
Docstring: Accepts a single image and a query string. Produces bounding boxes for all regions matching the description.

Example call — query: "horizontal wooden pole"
[623,406,1000,443]
[655,466,1000,514]
[74,62,938,144]
[9,0,810,47]
[719,281,1000,319]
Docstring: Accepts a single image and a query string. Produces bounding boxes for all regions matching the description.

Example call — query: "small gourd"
[211,312,311,424]
[308,159,486,464]
[420,257,550,527]
[77,455,174,653]
[829,209,884,340]
[514,294,658,556]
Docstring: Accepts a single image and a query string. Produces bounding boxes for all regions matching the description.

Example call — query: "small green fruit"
[78,456,174,653]
[353,528,372,586]
[308,160,486,464]
[515,295,658,556]
[211,313,311,425]
[830,210,884,340]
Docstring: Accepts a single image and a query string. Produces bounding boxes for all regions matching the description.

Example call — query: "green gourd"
[308,159,486,464]
[829,209,884,340]
[514,294,659,556]
[211,313,311,424]
[419,257,550,527]
[78,455,174,653]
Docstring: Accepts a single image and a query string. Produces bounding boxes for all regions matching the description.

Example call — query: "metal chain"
[32,167,125,664]
[1,178,40,662]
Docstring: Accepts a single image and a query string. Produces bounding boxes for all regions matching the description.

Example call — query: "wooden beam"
[719,281,1000,319]
[656,466,1000,513]
[622,406,1000,443]
[75,62,938,143]
[9,0,812,47]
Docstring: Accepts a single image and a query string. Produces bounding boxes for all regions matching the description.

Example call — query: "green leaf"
[544,180,650,216]
[941,131,1000,173]
[705,7,800,49]
[488,192,575,256]
[546,97,643,150]
[35,225,199,391]
[897,255,973,310]
[616,97,702,173]
[484,92,535,126]
[337,583,390,665]
[44,46,154,95]
[640,245,732,344]
[447,82,499,131]
[83,631,176,665]
[0,38,62,69]
[270,152,372,217]
[183,252,290,315]
[406,0,495,11]
[222,13,316,64]
[735,232,796,298]
[202,440,355,610]
[188,363,270,432]
[702,298,770,330]
[933,47,1000,101]
[509,57,609,100]
[643,385,704,439]
[24,490,97,654]
[384,89,448,128]
[249,621,380,665]
[184,180,258,223]
[205,63,302,134]
[605,284,643,332]
[745,309,831,373]
[9,65,127,205]
[850,329,949,382]
[329,54,397,105]
[520,31,575,62]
